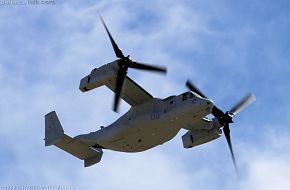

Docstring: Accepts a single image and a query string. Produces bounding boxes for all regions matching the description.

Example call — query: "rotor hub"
[118,56,132,67]
[218,112,234,126]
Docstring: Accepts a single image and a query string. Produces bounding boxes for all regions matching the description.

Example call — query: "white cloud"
[242,157,290,190]
[76,151,191,190]
[236,130,290,190]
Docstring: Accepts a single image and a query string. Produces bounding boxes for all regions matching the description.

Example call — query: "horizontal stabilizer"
[52,134,103,167]
[45,111,103,167]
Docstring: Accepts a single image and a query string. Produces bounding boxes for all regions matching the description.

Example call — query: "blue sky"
[0,0,290,189]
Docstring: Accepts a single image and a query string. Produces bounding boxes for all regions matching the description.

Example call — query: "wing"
[105,76,153,106]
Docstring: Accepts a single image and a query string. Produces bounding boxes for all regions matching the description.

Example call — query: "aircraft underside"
[97,121,182,153]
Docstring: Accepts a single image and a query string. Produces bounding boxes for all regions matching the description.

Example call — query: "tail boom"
[45,111,103,167]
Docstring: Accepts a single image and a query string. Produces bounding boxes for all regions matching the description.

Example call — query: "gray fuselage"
[75,92,213,152]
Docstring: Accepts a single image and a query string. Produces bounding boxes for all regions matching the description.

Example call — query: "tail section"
[45,111,64,146]
[45,111,103,167]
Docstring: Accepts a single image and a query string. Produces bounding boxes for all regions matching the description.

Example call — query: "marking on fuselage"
[108,137,124,143]
[151,113,160,120]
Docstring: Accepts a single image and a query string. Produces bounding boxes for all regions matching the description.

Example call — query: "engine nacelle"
[182,128,222,148]
[79,62,118,92]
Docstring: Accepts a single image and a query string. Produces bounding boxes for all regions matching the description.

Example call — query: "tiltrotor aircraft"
[45,15,255,169]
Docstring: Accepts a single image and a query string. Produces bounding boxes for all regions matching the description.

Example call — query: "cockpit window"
[182,92,192,101]
[164,96,175,101]
[91,68,97,73]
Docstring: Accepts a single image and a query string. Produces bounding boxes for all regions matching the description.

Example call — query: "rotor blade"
[229,93,256,115]
[223,124,238,174]
[113,67,128,112]
[99,14,125,59]
[185,80,207,98]
[212,106,225,118]
[129,61,167,73]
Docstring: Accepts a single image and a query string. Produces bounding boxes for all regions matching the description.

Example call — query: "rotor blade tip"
[250,93,256,101]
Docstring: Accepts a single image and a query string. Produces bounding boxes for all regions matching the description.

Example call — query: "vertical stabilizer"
[45,111,64,146]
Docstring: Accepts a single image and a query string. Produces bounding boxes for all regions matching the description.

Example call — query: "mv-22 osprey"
[45,15,255,170]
